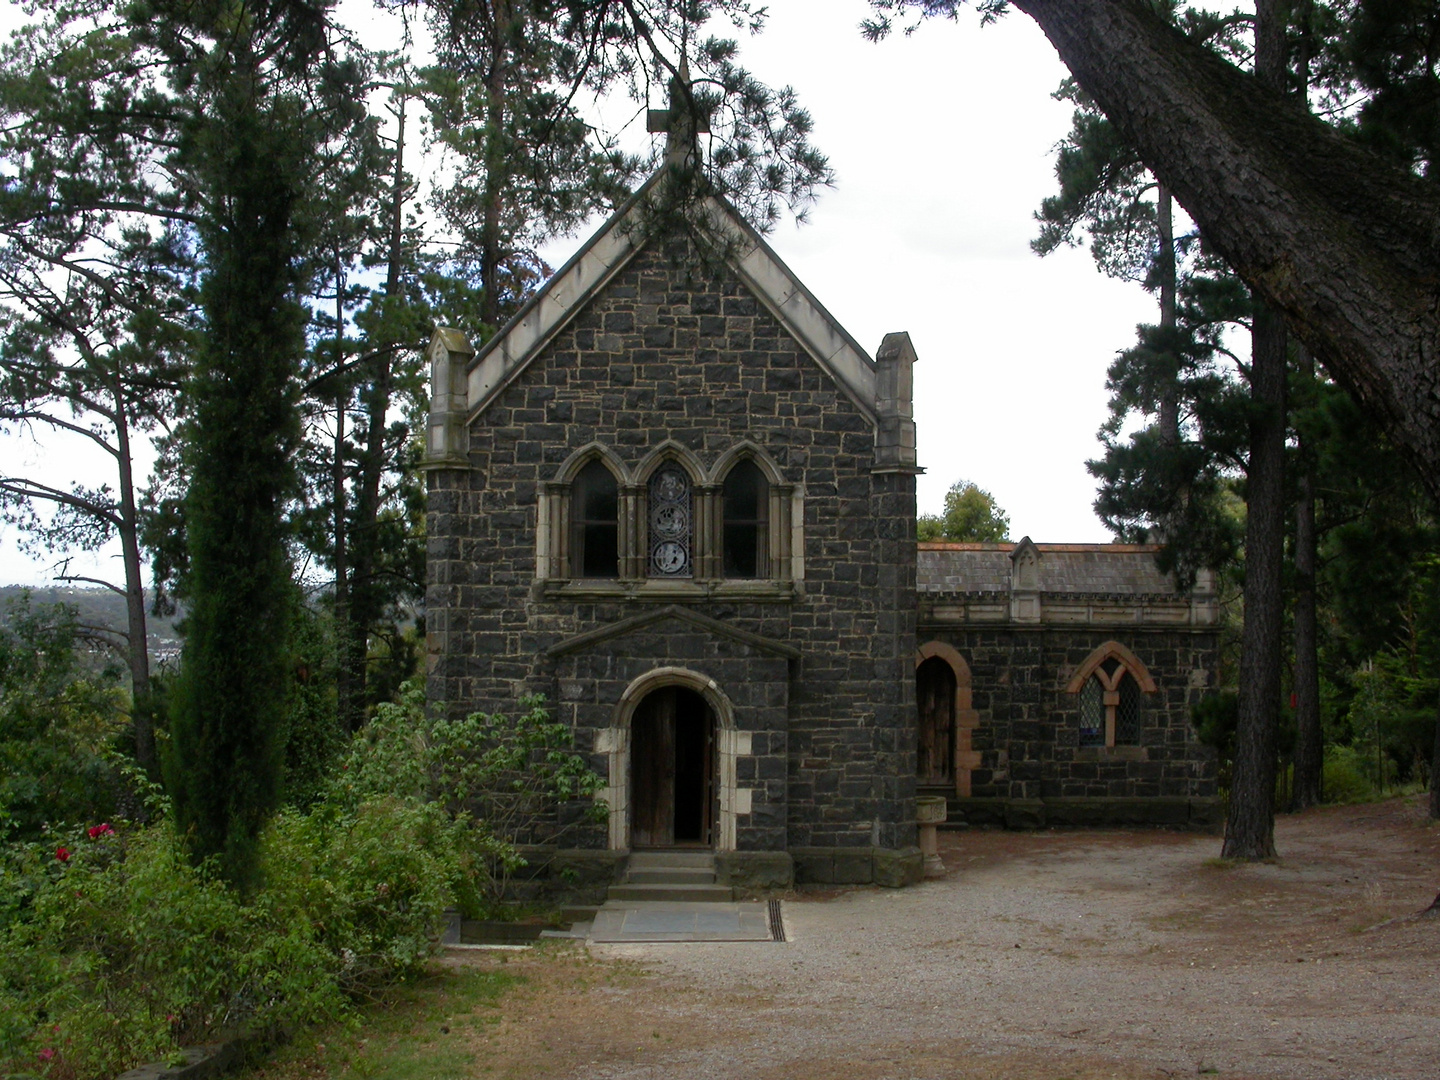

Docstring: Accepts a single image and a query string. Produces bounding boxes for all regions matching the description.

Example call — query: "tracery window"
[648,463,692,578]
[539,441,797,593]
[722,459,769,578]
[1067,645,1152,749]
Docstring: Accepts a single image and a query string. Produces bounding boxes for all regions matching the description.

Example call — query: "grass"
[244,957,525,1080]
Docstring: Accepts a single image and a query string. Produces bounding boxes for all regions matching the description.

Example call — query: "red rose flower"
[54,847,69,862]
[86,823,113,839]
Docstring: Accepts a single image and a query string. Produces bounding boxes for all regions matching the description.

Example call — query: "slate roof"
[917,542,1182,596]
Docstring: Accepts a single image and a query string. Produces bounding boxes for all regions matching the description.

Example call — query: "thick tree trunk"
[1226,301,1287,859]
[1224,0,1289,861]
[1291,343,1323,810]
[1013,0,1440,504]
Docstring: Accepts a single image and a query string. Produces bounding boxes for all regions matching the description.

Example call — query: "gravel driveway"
[461,797,1440,1080]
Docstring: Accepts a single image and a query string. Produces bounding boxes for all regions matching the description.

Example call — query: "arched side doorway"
[602,668,742,851]
[916,642,979,798]
[916,656,956,786]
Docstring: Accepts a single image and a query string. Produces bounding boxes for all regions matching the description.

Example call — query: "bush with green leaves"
[335,680,607,904]
[0,682,603,1079]
[0,819,344,1080]
[0,594,126,841]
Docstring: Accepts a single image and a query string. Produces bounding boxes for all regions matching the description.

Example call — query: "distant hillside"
[0,585,184,668]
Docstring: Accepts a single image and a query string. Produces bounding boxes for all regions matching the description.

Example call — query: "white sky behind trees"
[0,0,1215,586]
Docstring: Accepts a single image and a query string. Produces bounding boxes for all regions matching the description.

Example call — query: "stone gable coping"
[452,174,882,426]
[543,603,802,661]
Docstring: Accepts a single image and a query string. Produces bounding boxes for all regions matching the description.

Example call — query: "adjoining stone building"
[422,114,1220,894]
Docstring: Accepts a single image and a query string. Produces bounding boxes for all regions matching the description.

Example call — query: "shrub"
[0,820,343,1080]
[1322,745,1378,804]
[0,595,126,840]
[0,685,595,1079]
[261,797,465,993]
[334,680,607,904]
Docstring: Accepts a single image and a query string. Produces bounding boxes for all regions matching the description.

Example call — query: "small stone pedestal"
[916,796,948,878]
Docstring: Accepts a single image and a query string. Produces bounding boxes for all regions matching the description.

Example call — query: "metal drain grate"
[768,898,785,942]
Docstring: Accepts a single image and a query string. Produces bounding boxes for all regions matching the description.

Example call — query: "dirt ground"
[452,797,1440,1080]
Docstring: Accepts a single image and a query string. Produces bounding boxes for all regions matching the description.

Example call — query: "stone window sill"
[540,578,798,603]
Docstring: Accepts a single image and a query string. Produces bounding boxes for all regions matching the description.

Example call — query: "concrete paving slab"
[589,900,776,943]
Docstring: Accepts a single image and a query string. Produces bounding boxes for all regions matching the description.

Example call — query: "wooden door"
[631,686,716,848]
[632,688,676,847]
[917,656,957,786]
[672,687,714,846]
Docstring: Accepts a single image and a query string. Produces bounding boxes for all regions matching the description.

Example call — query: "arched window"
[572,459,619,578]
[722,458,769,578]
[1067,646,1152,749]
[648,462,692,578]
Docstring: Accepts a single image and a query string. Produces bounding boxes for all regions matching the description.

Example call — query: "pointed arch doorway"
[631,685,716,848]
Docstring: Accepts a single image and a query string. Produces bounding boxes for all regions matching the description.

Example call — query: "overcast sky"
[0,1,1185,586]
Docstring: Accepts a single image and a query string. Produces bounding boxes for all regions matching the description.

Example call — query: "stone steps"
[606,850,734,903]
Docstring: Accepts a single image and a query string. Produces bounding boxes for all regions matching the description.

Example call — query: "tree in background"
[917,479,1011,542]
[864,0,1440,507]
[157,0,377,889]
[0,8,199,773]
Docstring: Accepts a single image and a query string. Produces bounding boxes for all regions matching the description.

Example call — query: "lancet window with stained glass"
[648,464,692,578]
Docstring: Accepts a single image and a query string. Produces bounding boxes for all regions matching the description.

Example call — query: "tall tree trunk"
[111,373,154,773]
[1290,365,1323,813]
[1010,0,1440,503]
[1226,301,1288,858]
[333,381,354,730]
[1156,182,1179,445]
[344,90,408,726]
[1288,0,1323,813]
[1224,0,1289,859]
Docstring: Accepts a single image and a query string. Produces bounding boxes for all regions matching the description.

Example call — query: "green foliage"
[282,603,344,810]
[260,799,462,994]
[0,595,126,840]
[163,0,370,886]
[335,680,607,903]
[0,820,345,1080]
[0,675,578,1079]
[917,479,1010,542]
[1321,745,1379,804]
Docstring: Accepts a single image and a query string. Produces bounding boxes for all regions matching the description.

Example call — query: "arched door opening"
[917,655,957,787]
[631,685,716,847]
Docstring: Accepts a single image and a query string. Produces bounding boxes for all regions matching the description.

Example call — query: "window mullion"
[620,484,643,580]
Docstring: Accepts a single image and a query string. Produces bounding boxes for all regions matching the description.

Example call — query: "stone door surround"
[597,666,747,852]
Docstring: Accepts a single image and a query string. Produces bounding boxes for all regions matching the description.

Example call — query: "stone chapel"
[422,101,1221,896]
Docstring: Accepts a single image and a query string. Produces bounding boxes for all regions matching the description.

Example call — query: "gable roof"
[545,604,801,660]
[462,172,881,424]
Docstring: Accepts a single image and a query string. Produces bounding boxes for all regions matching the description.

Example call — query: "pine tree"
[866,0,1440,500]
[0,4,197,773]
